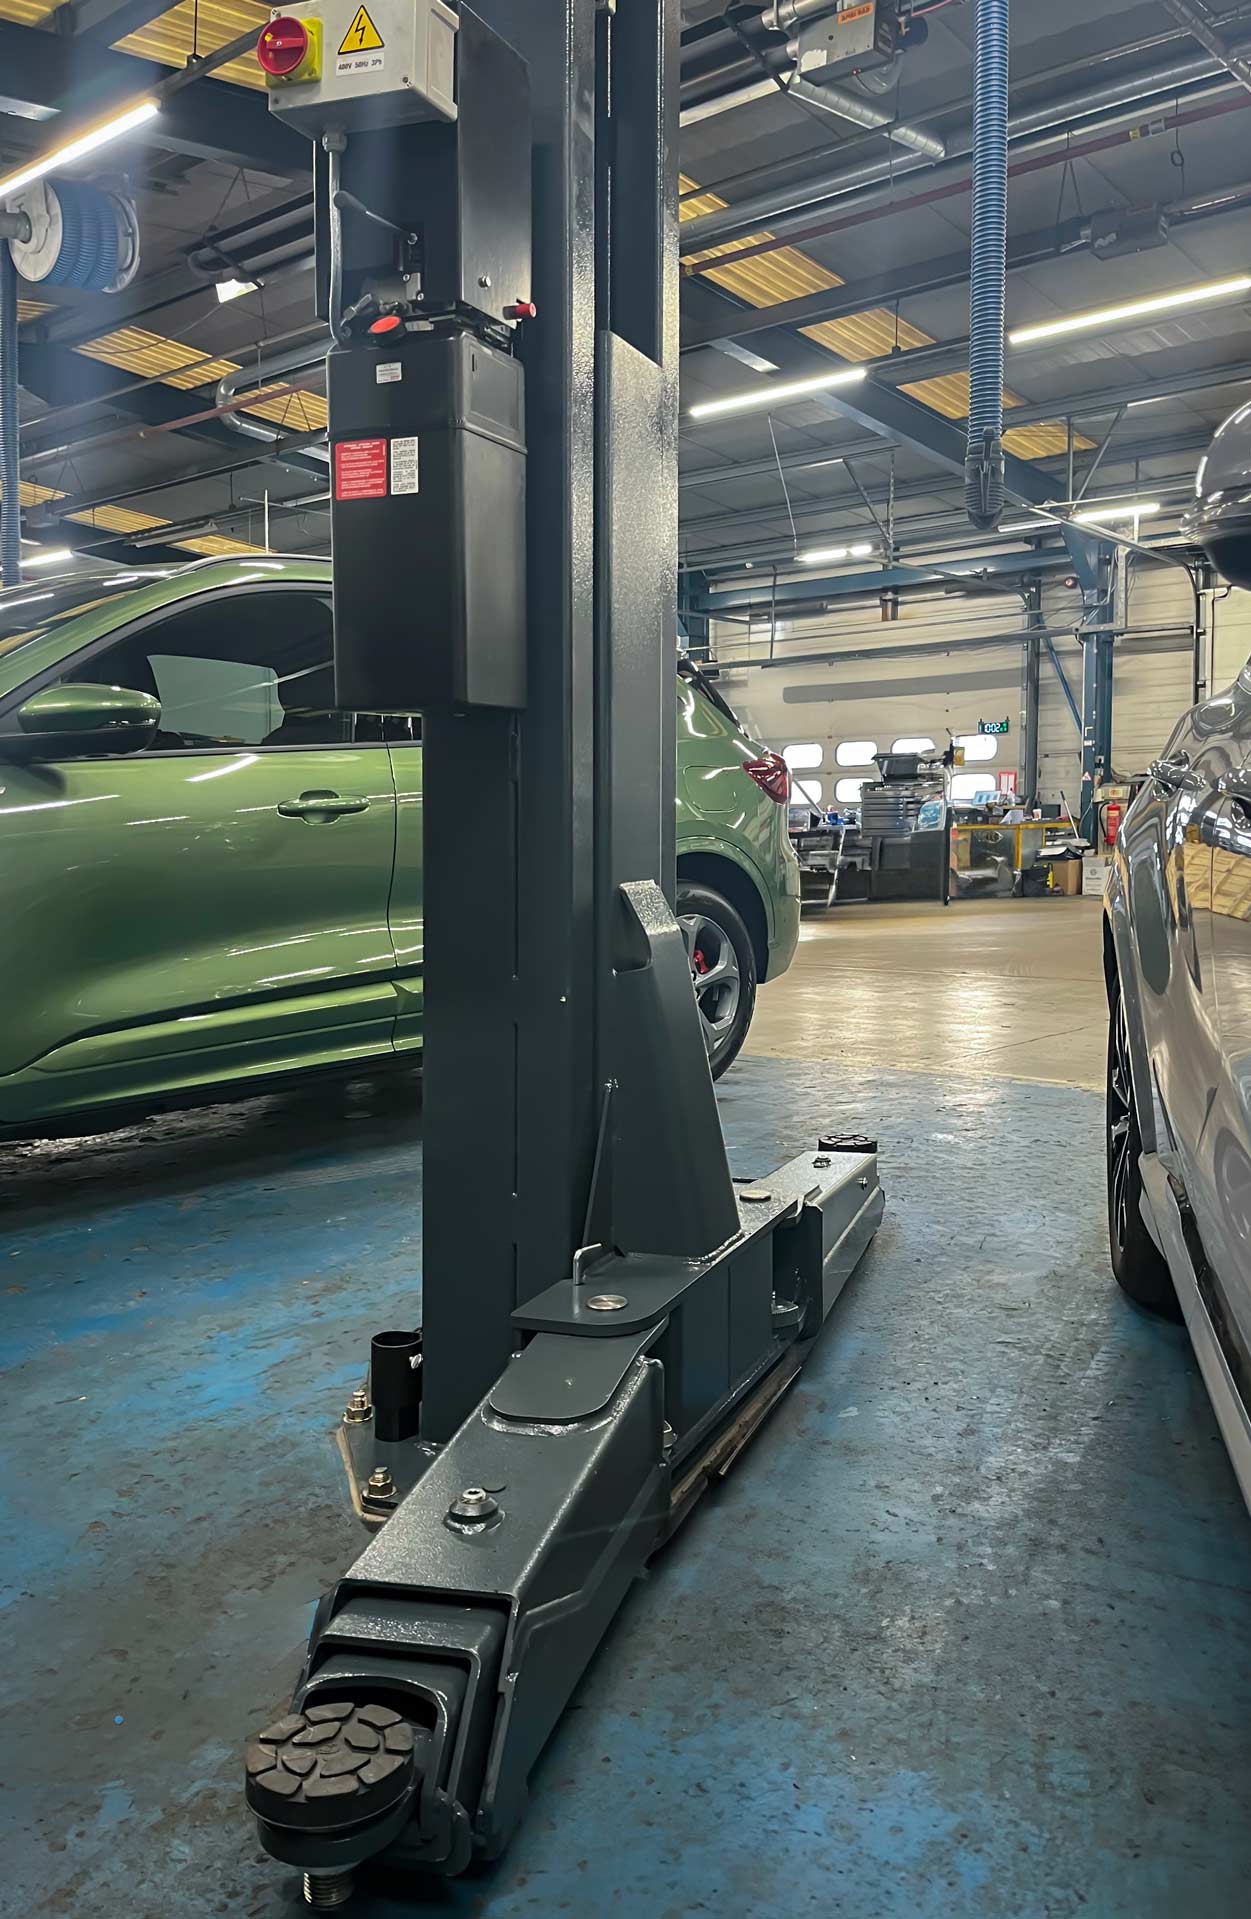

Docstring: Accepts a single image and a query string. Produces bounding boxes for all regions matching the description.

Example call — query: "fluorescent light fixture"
[1009,274,1251,348]
[800,538,875,566]
[689,365,867,421]
[1072,499,1160,525]
[216,277,258,304]
[1127,393,1171,408]
[21,547,74,568]
[0,98,159,201]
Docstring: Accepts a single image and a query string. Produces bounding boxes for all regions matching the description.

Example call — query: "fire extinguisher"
[1103,801,1122,849]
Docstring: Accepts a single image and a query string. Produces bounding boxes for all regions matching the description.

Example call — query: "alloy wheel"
[679,910,742,1062]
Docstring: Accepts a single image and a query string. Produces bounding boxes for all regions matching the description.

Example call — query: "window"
[951,772,997,802]
[836,739,877,767]
[790,774,823,806]
[835,777,866,803]
[783,742,823,770]
[956,732,998,763]
[61,591,351,751]
[892,735,936,755]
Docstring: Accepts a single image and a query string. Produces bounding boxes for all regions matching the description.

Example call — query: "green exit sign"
[978,717,1011,736]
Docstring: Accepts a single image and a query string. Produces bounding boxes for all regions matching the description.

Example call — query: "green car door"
[0,579,400,1128]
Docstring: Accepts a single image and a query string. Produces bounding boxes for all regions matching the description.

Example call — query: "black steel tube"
[369,1329,423,1442]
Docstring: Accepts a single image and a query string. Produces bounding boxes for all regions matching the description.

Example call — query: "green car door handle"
[277,791,370,821]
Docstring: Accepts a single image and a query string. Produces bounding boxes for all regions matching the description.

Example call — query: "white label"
[375,361,402,385]
[335,50,385,76]
[390,435,419,495]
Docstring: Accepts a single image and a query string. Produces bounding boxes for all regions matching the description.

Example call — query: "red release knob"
[504,300,537,321]
[257,16,309,77]
[368,314,403,335]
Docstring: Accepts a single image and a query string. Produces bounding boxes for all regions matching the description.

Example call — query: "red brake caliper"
[692,949,709,976]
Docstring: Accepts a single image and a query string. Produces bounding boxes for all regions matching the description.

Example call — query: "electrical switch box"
[795,1,899,83]
[262,0,457,133]
[329,330,527,711]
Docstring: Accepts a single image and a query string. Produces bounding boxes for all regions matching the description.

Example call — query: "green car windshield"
[0,574,161,658]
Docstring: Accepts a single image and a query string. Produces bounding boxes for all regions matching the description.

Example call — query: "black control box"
[329,329,526,710]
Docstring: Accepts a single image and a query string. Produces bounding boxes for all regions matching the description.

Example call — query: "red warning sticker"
[334,438,388,500]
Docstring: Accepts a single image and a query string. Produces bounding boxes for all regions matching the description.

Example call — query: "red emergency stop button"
[257,15,309,77]
[369,314,403,335]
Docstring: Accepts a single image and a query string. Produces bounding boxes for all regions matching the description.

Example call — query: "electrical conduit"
[966,0,1008,530]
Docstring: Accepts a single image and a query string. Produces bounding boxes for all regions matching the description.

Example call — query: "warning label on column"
[390,435,419,495]
[334,438,388,500]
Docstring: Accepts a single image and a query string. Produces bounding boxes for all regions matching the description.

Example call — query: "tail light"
[742,751,791,804]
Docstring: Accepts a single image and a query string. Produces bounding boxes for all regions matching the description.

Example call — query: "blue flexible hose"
[0,242,19,588]
[966,0,1008,529]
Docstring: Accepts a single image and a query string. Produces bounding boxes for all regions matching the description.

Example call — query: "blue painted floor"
[4,1057,1251,1917]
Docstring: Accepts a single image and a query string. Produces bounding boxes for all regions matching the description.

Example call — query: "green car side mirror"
[9,682,161,761]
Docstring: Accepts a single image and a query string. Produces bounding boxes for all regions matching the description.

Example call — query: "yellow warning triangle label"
[338,5,383,54]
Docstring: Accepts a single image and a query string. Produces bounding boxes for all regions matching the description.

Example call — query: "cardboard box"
[1082,854,1112,899]
[1049,857,1082,896]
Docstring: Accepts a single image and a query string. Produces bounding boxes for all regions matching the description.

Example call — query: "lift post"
[243,0,883,1900]
[1063,525,1117,842]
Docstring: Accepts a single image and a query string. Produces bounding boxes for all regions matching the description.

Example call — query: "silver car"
[1106,403,1251,1508]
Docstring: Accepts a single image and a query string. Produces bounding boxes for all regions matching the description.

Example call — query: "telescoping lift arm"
[242,0,884,1904]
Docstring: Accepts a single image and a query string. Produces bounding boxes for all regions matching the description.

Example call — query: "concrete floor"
[4,894,1251,1917]
[749,896,1109,1091]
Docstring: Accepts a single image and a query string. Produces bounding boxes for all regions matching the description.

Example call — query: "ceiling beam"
[0,20,306,176]
[16,342,327,483]
[51,0,181,42]
[815,380,1054,508]
[681,223,1083,354]
[690,548,1068,615]
[680,435,892,490]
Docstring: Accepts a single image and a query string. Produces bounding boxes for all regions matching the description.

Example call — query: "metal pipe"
[679,64,944,157]
[786,75,946,158]
[0,245,19,587]
[679,49,1235,251]
[216,338,329,444]
[1164,0,1251,94]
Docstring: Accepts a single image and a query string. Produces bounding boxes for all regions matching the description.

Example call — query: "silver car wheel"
[679,910,742,1062]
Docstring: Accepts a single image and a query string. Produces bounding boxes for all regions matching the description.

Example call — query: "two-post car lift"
[241,0,883,1901]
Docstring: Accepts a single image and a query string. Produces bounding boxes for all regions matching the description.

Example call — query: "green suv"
[0,559,798,1133]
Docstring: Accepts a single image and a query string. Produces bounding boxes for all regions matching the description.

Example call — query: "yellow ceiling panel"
[14,479,64,508]
[1005,421,1078,460]
[0,0,56,23]
[113,0,270,90]
[67,502,167,534]
[180,532,265,555]
[77,326,240,389]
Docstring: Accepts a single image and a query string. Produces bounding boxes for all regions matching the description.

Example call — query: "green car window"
[53,590,353,751]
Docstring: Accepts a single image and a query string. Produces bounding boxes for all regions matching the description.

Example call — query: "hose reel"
[5,178,141,292]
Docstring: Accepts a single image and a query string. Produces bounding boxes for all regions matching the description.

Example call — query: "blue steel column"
[1063,526,1116,843]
